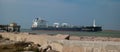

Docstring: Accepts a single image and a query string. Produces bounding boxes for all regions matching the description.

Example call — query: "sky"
[0,0,120,30]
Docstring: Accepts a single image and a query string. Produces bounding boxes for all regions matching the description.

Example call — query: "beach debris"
[28,33,37,35]
[55,34,70,40]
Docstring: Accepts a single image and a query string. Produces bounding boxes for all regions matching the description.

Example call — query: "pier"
[0,23,20,32]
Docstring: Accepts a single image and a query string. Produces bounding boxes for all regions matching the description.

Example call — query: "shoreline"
[20,29,120,38]
[0,32,120,42]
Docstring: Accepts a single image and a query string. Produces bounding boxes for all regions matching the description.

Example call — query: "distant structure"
[31,18,102,32]
[0,22,20,32]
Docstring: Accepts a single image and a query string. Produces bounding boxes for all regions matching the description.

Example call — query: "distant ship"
[31,18,102,32]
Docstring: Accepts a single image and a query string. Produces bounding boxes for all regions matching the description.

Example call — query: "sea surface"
[21,29,120,38]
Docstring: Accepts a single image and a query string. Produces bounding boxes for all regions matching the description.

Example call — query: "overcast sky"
[0,0,120,30]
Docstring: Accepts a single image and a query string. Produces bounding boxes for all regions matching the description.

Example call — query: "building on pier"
[0,23,20,32]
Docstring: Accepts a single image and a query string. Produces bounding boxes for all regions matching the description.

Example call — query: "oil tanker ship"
[31,18,102,32]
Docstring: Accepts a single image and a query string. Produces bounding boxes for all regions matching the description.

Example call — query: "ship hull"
[31,26,102,32]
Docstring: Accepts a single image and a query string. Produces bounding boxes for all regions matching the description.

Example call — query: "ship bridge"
[32,18,47,28]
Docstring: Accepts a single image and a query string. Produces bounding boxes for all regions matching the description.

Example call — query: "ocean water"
[21,29,120,38]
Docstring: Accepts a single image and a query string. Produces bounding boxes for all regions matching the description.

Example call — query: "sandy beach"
[0,32,120,52]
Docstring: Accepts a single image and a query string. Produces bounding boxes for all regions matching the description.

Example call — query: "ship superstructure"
[31,18,102,32]
[32,18,47,28]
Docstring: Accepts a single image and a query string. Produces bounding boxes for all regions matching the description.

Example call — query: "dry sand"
[0,32,120,52]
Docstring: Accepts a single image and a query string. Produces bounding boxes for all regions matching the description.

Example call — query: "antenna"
[93,19,96,27]
[39,16,45,20]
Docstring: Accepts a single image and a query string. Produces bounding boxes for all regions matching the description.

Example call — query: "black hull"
[31,26,102,32]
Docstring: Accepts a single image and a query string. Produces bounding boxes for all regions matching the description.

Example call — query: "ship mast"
[93,19,96,27]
